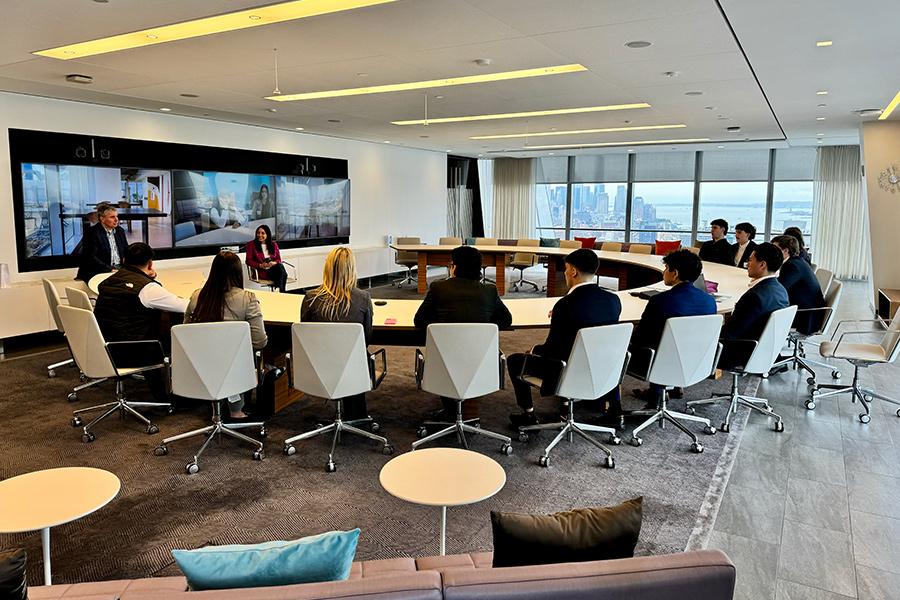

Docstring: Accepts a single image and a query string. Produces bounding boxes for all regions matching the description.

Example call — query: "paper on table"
[384,318,397,325]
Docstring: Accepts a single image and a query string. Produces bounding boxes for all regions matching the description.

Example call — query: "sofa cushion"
[172,529,360,591]
[539,237,561,248]
[654,240,682,255]
[0,548,27,600]
[490,497,642,568]
[29,577,187,599]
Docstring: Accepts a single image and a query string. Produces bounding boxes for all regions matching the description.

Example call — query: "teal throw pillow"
[464,237,476,245]
[539,237,561,248]
[172,529,360,591]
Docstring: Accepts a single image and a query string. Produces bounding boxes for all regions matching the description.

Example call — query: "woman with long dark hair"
[246,224,288,292]
[185,251,267,419]
[251,184,274,219]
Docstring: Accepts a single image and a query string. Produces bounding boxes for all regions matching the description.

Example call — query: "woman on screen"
[209,193,243,229]
[185,251,267,420]
[251,183,274,220]
[301,247,373,421]
[246,224,288,292]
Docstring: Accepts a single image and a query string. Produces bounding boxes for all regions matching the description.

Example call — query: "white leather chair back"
[744,306,798,374]
[648,314,723,387]
[171,322,257,401]
[43,279,65,333]
[557,323,633,400]
[880,310,900,362]
[815,268,834,295]
[57,305,117,379]
[395,236,420,264]
[422,323,499,400]
[439,237,462,246]
[290,323,372,399]
[65,287,94,311]
[819,280,843,334]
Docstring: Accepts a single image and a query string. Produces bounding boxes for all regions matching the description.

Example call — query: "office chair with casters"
[687,306,797,433]
[600,241,623,252]
[154,322,265,474]
[58,306,170,442]
[628,244,653,255]
[392,236,420,287]
[509,239,540,292]
[283,323,392,472]
[808,310,900,423]
[627,314,723,452]
[770,281,843,382]
[65,286,94,311]
[247,261,297,292]
[474,237,499,283]
[42,279,74,378]
[815,267,834,296]
[413,323,513,455]
[516,323,632,468]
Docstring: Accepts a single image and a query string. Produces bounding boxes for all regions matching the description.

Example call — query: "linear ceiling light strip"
[391,103,650,125]
[34,0,398,60]
[879,89,900,120]
[521,138,710,150]
[471,124,686,140]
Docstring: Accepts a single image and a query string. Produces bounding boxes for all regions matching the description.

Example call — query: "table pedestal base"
[41,527,51,585]
[440,506,447,556]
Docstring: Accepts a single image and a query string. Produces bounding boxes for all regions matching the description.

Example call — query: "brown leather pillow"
[490,497,642,568]
[0,549,27,600]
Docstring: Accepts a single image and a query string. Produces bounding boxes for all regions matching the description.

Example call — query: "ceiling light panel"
[470,124,686,140]
[391,102,650,125]
[266,64,588,101]
[34,0,399,60]
[879,89,900,120]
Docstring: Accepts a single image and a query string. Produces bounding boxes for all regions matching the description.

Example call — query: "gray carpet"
[0,326,758,586]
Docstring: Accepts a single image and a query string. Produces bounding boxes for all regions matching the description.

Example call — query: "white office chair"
[59,306,170,442]
[808,310,900,423]
[65,286,94,311]
[153,322,265,474]
[42,279,74,378]
[814,267,834,296]
[283,323,392,472]
[516,323,633,469]
[771,281,843,382]
[393,236,420,287]
[627,314,723,452]
[413,323,513,455]
[687,306,797,433]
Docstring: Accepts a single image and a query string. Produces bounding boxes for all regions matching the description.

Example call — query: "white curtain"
[477,159,494,236]
[446,187,473,238]
[492,158,535,239]
[812,145,870,279]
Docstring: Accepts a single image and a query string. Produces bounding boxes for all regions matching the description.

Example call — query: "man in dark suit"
[732,222,758,269]
[719,242,790,369]
[75,203,128,282]
[771,234,826,335]
[630,249,717,406]
[699,218,735,265]
[507,248,622,427]
[414,245,512,419]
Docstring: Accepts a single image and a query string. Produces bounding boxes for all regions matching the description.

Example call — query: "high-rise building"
[614,185,626,216]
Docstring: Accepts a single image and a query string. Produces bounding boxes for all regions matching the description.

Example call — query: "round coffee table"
[379,448,505,555]
[0,467,121,585]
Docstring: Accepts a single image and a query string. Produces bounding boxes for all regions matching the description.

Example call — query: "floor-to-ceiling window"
[697,149,770,243]
[569,154,628,242]
[534,156,568,239]
[771,147,816,247]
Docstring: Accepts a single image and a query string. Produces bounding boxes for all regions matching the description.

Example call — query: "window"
[771,147,816,246]
[535,183,567,234]
[630,182,694,243]
[697,182,768,242]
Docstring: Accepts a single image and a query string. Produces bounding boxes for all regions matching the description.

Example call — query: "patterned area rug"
[0,328,757,585]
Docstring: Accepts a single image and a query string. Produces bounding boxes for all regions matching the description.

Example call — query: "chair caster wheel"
[417,426,428,439]
[685,406,696,415]
[146,424,159,435]
[68,393,78,403]
[610,436,621,446]
[154,445,168,456]
[166,405,175,414]
[761,372,769,379]
[283,444,296,456]
[500,443,513,456]
[807,377,817,385]
[259,427,267,438]
[382,444,394,455]
[896,408,900,418]
[863,394,873,404]
[538,455,550,468]
[518,432,529,443]
[832,370,842,379]
[775,421,785,432]
[859,413,871,424]
[720,422,730,433]
[325,462,336,473]
[629,436,642,447]
[186,462,200,475]
[691,442,704,453]
[79,373,88,382]
[704,425,717,435]
[805,400,817,410]
[48,369,56,378]
[604,456,615,469]
[253,449,265,461]
[81,432,95,443]
[370,422,380,432]
[71,417,82,427]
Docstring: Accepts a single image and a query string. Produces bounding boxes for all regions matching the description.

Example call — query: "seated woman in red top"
[246,224,288,292]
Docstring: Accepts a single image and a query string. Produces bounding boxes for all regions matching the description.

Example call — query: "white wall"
[860,120,900,300]
[0,91,447,285]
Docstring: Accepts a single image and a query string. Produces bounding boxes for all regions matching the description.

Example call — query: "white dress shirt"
[733,241,749,266]
[138,283,190,313]
[567,281,596,295]
[748,273,778,289]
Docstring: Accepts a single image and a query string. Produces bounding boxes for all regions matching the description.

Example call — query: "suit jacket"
[720,277,789,368]
[185,288,268,350]
[732,240,758,269]
[76,223,128,282]
[301,287,374,343]
[699,238,734,265]
[534,283,622,362]
[778,257,826,334]
[631,282,717,351]
[413,278,512,331]
[245,241,283,271]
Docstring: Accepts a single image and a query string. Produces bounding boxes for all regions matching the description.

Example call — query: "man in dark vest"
[94,243,189,402]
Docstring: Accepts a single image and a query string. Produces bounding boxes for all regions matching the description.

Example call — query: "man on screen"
[75,203,128,282]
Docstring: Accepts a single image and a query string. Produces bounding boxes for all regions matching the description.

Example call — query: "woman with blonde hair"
[300,246,373,420]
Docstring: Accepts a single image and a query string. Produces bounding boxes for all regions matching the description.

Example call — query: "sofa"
[29,549,735,600]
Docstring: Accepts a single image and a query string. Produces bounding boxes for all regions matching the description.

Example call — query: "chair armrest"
[830,318,887,341]
[369,348,387,390]
[414,348,424,390]
[712,342,724,377]
[717,338,759,371]
[517,352,566,395]
[830,330,899,357]
[285,352,293,389]
[254,350,264,382]
[618,351,632,386]
[626,346,656,381]
[499,352,506,390]
[282,261,297,280]
[106,340,166,374]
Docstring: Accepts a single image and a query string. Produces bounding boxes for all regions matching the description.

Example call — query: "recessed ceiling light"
[662,71,680,78]
[705,106,716,110]
[93,0,109,3]
[474,58,492,66]
[179,93,199,98]
[434,95,444,99]
[523,137,709,150]
[145,34,158,39]
[817,103,827,108]
[65,74,93,84]
[627,149,635,152]
[879,89,900,120]
[383,140,391,143]
[392,102,650,125]
[327,118,341,123]
[685,91,703,96]
[470,123,686,140]
[717,145,725,149]
[267,108,278,113]
[34,0,399,59]
[816,133,824,137]
[267,63,587,101]
[816,40,833,47]
[159,107,172,112]
[477,154,483,157]
[817,140,824,144]
[625,41,652,48]
[357,72,368,77]
[816,90,829,95]
[294,127,304,130]
[816,116,826,121]
[548,152,555,155]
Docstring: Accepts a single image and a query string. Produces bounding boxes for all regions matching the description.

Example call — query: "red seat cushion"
[654,240,682,255]
[573,236,597,249]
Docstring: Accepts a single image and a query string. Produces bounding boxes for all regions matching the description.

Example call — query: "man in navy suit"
[771,234,826,335]
[719,242,790,369]
[508,248,621,427]
[630,249,717,406]
[699,218,735,265]
[75,203,129,282]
